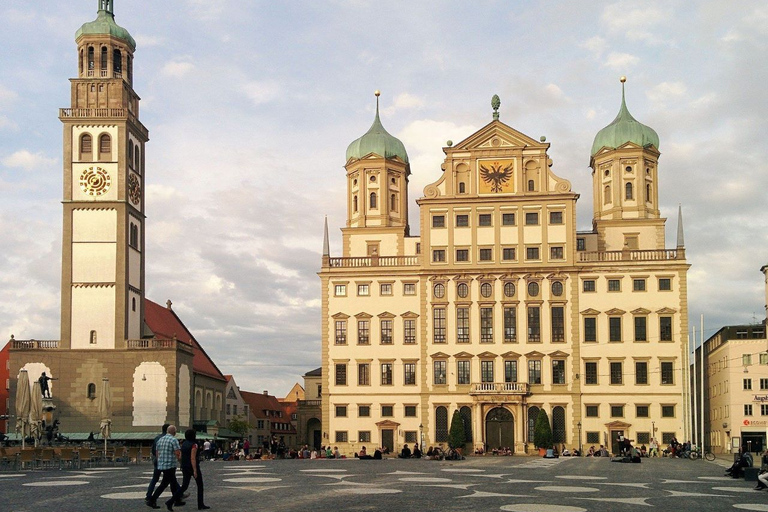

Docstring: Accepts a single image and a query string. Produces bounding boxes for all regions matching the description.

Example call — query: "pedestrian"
[146,424,169,504]
[202,439,211,460]
[756,450,768,490]
[147,425,183,510]
[168,429,209,510]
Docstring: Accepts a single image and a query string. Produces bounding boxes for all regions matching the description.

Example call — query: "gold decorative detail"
[79,166,111,196]
[128,173,141,205]
[478,159,514,194]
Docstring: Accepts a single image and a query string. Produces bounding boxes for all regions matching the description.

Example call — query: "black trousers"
[169,466,204,508]
[150,467,179,503]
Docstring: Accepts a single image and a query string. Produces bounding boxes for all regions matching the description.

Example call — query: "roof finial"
[322,216,330,258]
[676,203,685,248]
[374,89,381,115]
[492,94,501,121]
[99,0,114,14]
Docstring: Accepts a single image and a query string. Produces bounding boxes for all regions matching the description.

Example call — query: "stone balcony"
[10,338,59,350]
[470,382,529,399]
[127,338,195,355]
[578,248,684,263]
[325,255,420,268]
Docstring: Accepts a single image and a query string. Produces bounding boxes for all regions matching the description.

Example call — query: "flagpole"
[701,314,705,451]
[692,326,698,447]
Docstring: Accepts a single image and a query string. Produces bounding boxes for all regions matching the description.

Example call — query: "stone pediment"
[605,420,632,429]
[430,351,450,359]
[477,351,498,359]
[605,308,626,315]
[375,420,401,428]
[377,311,395,319]
[400,311,419,318]
[549,350,570,358]
[331,312,350,319]
[631,308,651,315]
[525,351,545,358]
[454,351,474,359]
[500,351,521,358]
[450,121,544,151]
[580,308,600,316]
[354,312,373,319]
[655,307,677,314]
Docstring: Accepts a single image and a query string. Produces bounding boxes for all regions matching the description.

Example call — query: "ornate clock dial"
[128,173,141,205]
[79,166,111,196]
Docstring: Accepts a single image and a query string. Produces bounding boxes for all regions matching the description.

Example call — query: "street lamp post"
[419,423,424,453]
[577,421,582,454]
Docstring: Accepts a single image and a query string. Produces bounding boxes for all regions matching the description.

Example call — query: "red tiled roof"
[241,390,284,420]
[144,299,226,382]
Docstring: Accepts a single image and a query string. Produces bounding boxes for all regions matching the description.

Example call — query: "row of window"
[432,211,563,229]
[432,245,564,263]
[743,404,768,416]
[709,353,768,376]
[335,280,567,299]
[585,431,677,446]
[742,378,768,391]
[335,282,416,297]
[78,133,143,171]
[584,315,674,343]
[335,362,418,386]
[583,360,676,386]
[334,318,416,345]
[352,192,399,213]
[333,430,422,444]
[585,403,676,419]
[335,404,418,418]
[79,44,132,82]
[583,277,672,292]
[601,182,653,205]
[225,404,249,416]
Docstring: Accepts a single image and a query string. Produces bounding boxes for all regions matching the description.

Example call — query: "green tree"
[533,408,553,449]
[448,410,467,450]
[227,415,251,438]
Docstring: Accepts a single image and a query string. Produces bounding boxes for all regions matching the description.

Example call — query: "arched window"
[99,134,111,159]
[127,55,133,84]
[353,195,358,213]
[460,406,473,442]
[132,297,136,312]
[80,134,92,159]
[552,406,566,444]
[604,185,611,204]
[100,46,108,73]
[625,182,633,200]
[113,49,122,76]
[527,406,540,443]
[390,194,397,212]
[130,223,139,248]
[528,180,535,192]
[128,141,134,168]
[79,49,84,75]
[435,406,448,442]
[90,330,97,345]
[369,192,377,209]
[646,184,651,203]
[87,383,96,399]
[459,182,466,193]
[134,146,140,173]
[87,46,95,72]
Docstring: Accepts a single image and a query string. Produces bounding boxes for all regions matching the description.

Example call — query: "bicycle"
[688,447,716,461]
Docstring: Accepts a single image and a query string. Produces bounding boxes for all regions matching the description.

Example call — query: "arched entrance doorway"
[485,407,514,451]
[306,418,321,449]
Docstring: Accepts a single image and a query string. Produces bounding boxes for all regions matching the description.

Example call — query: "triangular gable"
[400,311,419,318]
[656,307,677,314]
[430,351,450,359]
[605,420,632,429]
[451,120,545,151]
[377,311,395,319]
[605,308,626,315]
[332,312,350,319]
[354,312,373,319]
[375,419,401,428]
[631,308,651,315]
[454,351,474,359]
[500,351,521,358]
[477,351,498,359]
[580,308,601,315]
[549,350,570,358]
[525,351,545,358]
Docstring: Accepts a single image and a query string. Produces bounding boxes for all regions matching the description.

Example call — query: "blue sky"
[1,0,766,397]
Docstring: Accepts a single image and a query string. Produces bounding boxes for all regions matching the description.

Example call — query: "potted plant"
[448,410,467,456]
[533,409,553,457]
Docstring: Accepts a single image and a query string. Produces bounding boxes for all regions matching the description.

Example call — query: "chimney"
[263,390,268,396]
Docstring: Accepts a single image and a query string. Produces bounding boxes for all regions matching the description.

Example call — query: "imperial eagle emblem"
[479,162,514,193]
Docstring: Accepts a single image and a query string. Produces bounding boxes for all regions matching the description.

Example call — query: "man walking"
[147,425,183,510]
[146,424,169,503]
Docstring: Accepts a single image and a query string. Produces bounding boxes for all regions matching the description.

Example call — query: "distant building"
[296,368,322,448]
[224,375,248,427]
[241,390,297,450]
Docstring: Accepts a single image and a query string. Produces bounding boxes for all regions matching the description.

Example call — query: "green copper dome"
[75,1,136,51]
[591,81,659,157]
[346,98,409,164]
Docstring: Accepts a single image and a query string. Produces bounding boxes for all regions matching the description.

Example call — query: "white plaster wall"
[477,228,494,245]
[548,225,567,243]
[132,362,168,426]
[72,242,116,283]
[71,286,116,349]
[523,225,543,244]
[128,248,141,288]
[20,363,53,396]
[128,290,141,340]
[72,209,117,242]
[430,228,448,246]
[499,227,519,245]
[178,364,191,428]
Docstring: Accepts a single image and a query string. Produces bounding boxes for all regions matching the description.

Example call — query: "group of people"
[145,424,209,511]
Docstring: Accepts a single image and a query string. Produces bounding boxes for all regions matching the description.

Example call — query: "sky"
[0,0,766,398]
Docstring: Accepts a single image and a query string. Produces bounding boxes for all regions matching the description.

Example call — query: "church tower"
[590,77,664,251]
[342,92,410,257]
[60,0,147,349]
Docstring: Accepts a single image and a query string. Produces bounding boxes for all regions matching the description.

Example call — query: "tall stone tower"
[61,0,147,349]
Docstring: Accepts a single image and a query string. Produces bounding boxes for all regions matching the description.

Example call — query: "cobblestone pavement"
[1,455,765,512]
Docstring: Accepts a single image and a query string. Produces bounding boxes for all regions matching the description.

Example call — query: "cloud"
[582,36,607,57]
[242,81,281,106]
[646,81,687,107]
[601,1,673,44]
[0,85,18,107]
[604,52,639,70]
[381,92,425,116]
[2,150,57,171]
[135,34,166,47]
[160,60,195,78]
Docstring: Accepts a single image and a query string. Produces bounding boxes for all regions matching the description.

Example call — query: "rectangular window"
[226,404,231,415]
[380,283,392,295]
[357,284,369,296]
[381,405,393,417]
[577,238,586,251]
[762,354,768,365]
[761,378,768,390]
[502,213,516,225]
[404,319,416,344]
[550,246,564,260]
[335,364,347,385]
[457,308,470,343]
[552,360,566,385]
[661,405,675,418]
[660,316,673,341]
[358,431,371,443]
[479,248,493,261]
[635,361,648,385]
[528,306,541,342]
[585,405,599,417]
[661,361,674,385]
[634,317,647,342]
[357,319,370,344]
[502,247,516,261]
[335,320,347,345]
[504,307,517,343]
[504,360,518,383]
[762,404,768,416]
[432,215,445,228]
[551,307,564,342]
[636,432,650,445]
[611,405,624,417]
[380,319,393,344]
[457,360,471,385]
[633,278,646,291]
[478,214,492,226]
[659,278,672,291]
[335,405,347,417]
[583,317,597,342]
[480,307,494,343]
[404,363,416,385]
[456,249,469,262]
[526,247,540,260]
[609,317,622,342]
[433,308,446,343]
[381,363,393,385]
[358,405,370,417]
[586,432,600,444]
[525,212,539,225]
[745,404,753,416]
[334,284,346,296]
[661,432,676,444]
[744,354,753,366]
[610,362,623,385]
[433,360,447,385]
[585,362,598,384]
[608,279,621,291]
[456,214,469,227]
[358,363,370,386]
[404,431,418,443]
[481,361,494,383]
[528,360,542,384]
[636,405,649,418]
[549,211,563,224]
[583,279,596,292]
[404,405,417,417]
[335,431,348,443]
[744,378,752,390]
[432,249,446,262]
[403,283,416,295]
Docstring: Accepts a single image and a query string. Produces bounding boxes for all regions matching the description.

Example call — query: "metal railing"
[578,249,682,262]
[470,382,529,394]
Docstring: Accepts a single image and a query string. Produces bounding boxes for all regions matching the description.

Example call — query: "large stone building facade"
[320,85,690,456]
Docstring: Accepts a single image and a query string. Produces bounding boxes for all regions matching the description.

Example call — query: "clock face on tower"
[128,173,141,205]
[79,166,112,196]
